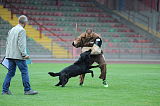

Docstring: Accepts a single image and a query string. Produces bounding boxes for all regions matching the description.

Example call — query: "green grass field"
[0,63,160,106]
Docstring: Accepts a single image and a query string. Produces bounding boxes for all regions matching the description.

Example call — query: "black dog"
[48,50,99,87]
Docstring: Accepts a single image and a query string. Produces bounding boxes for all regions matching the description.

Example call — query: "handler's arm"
[94,33,102,39]
[72,33,85,48]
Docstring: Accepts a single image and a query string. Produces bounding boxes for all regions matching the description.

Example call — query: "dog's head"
[80,49,91,62]
[74,49,92,65]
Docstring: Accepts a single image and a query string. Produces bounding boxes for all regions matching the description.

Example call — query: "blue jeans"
[2,59,31,92]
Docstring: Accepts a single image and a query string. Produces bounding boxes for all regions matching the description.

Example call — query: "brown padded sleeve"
[73,33,86,48]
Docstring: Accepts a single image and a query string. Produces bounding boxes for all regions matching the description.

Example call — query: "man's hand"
[72,42,75,46]
[23,55,30,59]
[73,41,77,45]
[72,41,79,48]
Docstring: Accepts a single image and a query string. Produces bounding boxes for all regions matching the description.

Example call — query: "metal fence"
[1,38,160,61]
[96,0,160,34]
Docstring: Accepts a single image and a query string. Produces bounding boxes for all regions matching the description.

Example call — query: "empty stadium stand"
[0,0,160,60]
[0,4,72,59]
[0,17,52,59]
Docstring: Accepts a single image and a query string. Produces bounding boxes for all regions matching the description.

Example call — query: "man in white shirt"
[2,15,38,95]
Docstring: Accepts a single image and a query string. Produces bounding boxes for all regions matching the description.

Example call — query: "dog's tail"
[48,72,60,77]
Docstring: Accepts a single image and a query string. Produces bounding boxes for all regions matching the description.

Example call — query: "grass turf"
[0,63,160,106]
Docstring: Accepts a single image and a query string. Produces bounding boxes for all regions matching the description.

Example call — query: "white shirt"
[5,24,27,60]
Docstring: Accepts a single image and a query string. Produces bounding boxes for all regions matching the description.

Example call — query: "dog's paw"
[91,73,94,77]
[96,65,100,67]
[55,84,60,86]
[61,85,65,87]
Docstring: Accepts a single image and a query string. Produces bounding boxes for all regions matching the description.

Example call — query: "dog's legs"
[61,78,69,87]
[89,65,99,69]
[80,70,94,86]
[86,70,94,77]
[79,74,85,86]
[59,73,69,87]
[55,77,62,86]
[55,81,61,86]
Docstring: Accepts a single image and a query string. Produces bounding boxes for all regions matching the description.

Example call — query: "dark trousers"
[80,54,107,84]
[2,59,31,92]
